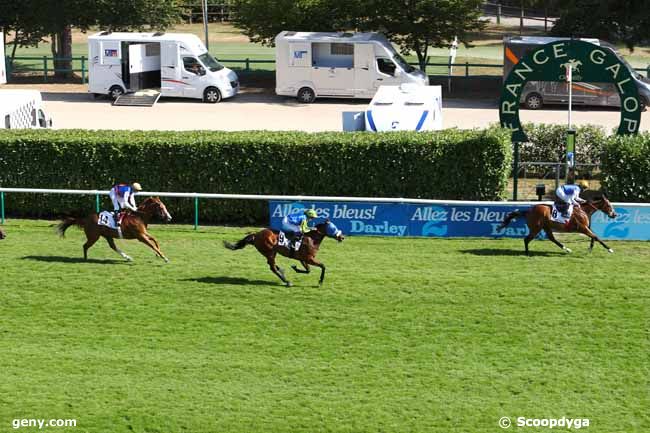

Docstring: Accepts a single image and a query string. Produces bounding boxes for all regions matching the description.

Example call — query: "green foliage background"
[0,128,512,223]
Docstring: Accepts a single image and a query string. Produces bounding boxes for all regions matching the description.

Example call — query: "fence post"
[194,196,199,230]
[95,194,100,213]
[245,58,250,71]
[81,56,86,84]
[512,141,520,200]
[43,56,48,83]
[1,192,4,224]
[465,62,469,77]
[497,3,501,25]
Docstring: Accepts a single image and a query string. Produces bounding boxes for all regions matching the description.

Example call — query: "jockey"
[281,208,318,247]
[109,182,142,224]
[555,181,587,218]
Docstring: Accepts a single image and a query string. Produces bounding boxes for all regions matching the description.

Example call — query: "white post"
[202,0,209,50]
[566,63,572,128]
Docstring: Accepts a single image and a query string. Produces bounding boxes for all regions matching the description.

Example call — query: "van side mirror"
[199,67,206,76]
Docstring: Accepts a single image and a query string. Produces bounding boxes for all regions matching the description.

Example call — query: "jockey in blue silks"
[281,208,318,248]
[109,182,142,224]
[555,180,588,218]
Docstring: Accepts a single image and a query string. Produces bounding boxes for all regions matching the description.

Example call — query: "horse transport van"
[0,90,52,129]
[88,32,239,103]
[275,31,429,102]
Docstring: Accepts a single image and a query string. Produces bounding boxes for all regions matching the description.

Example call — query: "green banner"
[500,40,641,142]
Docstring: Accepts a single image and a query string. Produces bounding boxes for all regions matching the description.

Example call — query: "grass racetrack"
[1,219,648,433]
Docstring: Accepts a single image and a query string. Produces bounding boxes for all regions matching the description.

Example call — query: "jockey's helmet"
[304,209,317,218]
[577,180,589,190]
[132,182,143,191]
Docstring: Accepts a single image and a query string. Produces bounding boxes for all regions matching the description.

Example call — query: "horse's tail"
[56,216,85,238]
[498,210,528,230]
[223,233,256,250]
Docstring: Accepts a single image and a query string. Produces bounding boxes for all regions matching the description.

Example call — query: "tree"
[233,0,352,45]
[551,0,650,49]
[233,0,486,72]
[2,0,184,79]
[357,0,486,71]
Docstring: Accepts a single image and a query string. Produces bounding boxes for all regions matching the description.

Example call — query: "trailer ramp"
[113,89,161,107]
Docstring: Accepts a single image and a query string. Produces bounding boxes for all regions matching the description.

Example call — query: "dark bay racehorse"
[224,221,345,286]
[57,197,172,262]
[498,194,617,255]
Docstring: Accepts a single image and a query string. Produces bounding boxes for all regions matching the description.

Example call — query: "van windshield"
[603,46,650,84]
[199,53,224,72]
[393,53,415,73]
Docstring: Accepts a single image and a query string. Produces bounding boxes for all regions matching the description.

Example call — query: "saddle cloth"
[98,211,118,229]
[551,203,573,224]
[277,231,302,250]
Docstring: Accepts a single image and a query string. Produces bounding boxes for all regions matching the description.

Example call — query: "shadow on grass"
[460,248,565,257]
[183,276,274,286]
[22,255,125,264]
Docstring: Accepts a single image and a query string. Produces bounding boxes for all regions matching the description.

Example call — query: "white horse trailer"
[275,31,428,103]
[88,32,239,103]
[365,84,443,132]
[0,90,52,129]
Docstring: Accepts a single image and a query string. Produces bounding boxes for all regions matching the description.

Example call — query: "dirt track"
[4,83,648,132]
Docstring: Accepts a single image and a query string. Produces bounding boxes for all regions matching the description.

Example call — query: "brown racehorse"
[57,197,172,262]
[223,220,345,286]
[498,194,617,255]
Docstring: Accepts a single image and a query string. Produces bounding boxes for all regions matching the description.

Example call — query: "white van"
[275,31,428,103]
[365,84,443,132]
[88,32,239,103]
[0,90,52,129]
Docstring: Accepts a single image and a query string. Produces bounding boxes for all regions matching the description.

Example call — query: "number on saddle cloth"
[98,211,119,229]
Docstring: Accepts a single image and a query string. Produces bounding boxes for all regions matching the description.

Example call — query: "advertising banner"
[270,201,650,240]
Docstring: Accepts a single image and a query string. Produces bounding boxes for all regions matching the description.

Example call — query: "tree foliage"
[1,0,183,78]
[551,0,650,49]
[358,0,486,71]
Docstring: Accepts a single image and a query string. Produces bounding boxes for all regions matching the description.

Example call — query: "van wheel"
[297,87,316,103]
[525,93,543,110]
[204,87,222,103]
[109,86,125,100]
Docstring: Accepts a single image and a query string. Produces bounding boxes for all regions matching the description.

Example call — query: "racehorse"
[223,220,345,286]
[57,197,172,262]
[498,194,617,255]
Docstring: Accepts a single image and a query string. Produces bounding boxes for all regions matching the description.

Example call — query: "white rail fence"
[0,187,556,229]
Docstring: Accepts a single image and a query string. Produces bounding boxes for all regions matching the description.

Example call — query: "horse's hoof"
[125,256,133,262]
[285,281,292,287]
[608,248,614,253]
[563,247,572,253]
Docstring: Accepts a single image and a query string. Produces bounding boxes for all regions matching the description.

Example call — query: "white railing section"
[0,187,647,228]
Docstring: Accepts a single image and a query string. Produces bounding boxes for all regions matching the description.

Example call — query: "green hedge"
[602,133,650,201]
[0,129,512,223]
[520,123,608,164]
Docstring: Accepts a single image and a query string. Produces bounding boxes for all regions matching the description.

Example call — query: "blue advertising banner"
[269,201,650,240]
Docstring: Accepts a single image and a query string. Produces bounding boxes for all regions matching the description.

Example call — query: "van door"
[128,44,147,91]
[181,56,207,98]
[161,42,182,97]
[354,43,374,97]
